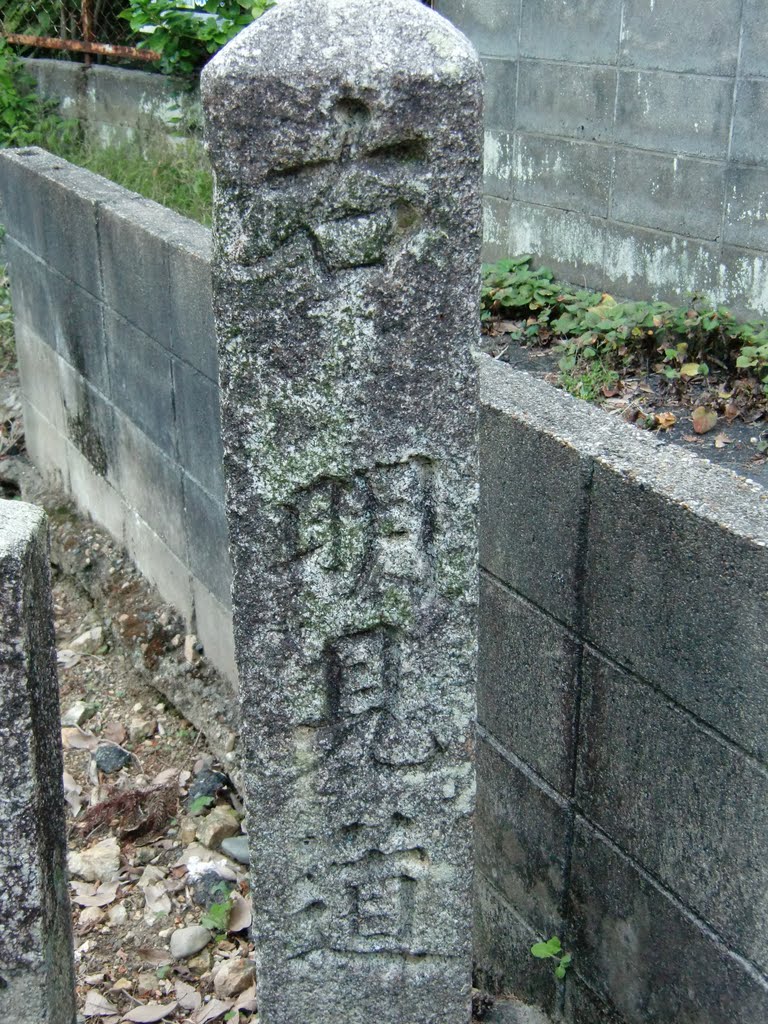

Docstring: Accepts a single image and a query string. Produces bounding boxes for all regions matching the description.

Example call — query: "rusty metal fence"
[1,0,158,63]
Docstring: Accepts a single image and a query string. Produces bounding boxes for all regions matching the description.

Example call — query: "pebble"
[128,717,157,744]
[170,925,211,960]
[94,743,131,774]
[71,625,104,652]
[61,700,95,727]
[107,904,127,926]
[188,768,229,805]
[197,805,241,849]
[221,836,250,865]
[68,836,120,883]
[213,957,257,998]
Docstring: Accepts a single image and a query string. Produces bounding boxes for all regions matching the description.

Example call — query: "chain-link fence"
[1,0,156,63]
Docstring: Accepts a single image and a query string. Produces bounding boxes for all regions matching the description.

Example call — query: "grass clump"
[50,132,213,226]
[0,266,16,373]
[481,254,768,401]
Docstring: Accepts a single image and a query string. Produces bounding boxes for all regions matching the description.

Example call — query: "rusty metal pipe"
[1,32,161,62]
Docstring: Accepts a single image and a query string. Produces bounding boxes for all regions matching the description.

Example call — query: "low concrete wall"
[0,148,234,681]
[23,59,201,144]
[434,0,768,318]
[2,149,767,1023]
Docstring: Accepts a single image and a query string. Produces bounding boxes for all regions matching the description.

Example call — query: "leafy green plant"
[0,38,78,148]
[120,0,275,74]
[531,936,573,980]
[189,793,215,815]
[201,896,231,933]
[0,266,15,373]
[482,255,768,397]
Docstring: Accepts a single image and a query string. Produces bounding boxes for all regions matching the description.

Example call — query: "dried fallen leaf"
[62,725,100,751]
[192,999,233,1024]
[723,401,741,422]
[228,893,252,933]
[692,406,718,434]
[175,980,202,1012]
[63,770,83,817]
[57,648,81,670]
[655,412,676,430]
[136,946,173,966]
[682,434,704,443]
[234,984,257,1012]
[152,767,181,787]
[601,383,621,398]
[84,990,119,1017]
[714,432,734,448]
[679,362,701,379]
[121,1001,178,1023]
[72,881,120,908]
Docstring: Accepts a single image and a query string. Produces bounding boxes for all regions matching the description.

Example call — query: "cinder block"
[619,0,741,75]
[514,134,611,219]
[520,0,621,64]
[479,573,579,792]
[435,0,520,59]
[0,149,121,295]
[482,196,511,262]
[15,325,66,433]
[58,360,118,485]
[98,196,175,344]
[483,58,517,132]
[517,62,617,143]
[6,240,109,392]
[22,403,70,494]
[167,231,218,381]
[479,362,591,629]
[105,311,175,457]
[612,149,725,241]
[192,578,237,689]
[716,247,768,320]
[172,358,225,502]
[741,0,768,78]
[584,454,768,762]
[124,510,195,624]
[602,222,721,305]
[113,410,187,560]
[568,822,768,1024]
[506,202,606,287]
[66,440,125,543]
[21,57,86,121]
[473,872,558,1013]
[82,64,187,132]
[484,130,514,201]
[182,474,232,607]
[577,652,768,971]
[725,165,768,251]
[731,78,768,166]
[475,733,569,936]
[616,70,733,160]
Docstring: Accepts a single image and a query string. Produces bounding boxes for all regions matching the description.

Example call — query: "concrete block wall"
[3,151,767,1023]
[22,59,202,144]
[477,355,768,1023]
[0,147,235,682]
[435,0,768,317]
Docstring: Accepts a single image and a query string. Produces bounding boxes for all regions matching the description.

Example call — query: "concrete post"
[203,1,482,1020]
[0,500,77,1024]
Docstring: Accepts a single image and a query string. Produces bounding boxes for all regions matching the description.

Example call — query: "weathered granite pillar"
[203,1,482,1020]
[0,500,77,1024]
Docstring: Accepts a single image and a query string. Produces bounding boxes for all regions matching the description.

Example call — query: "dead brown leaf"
[121,1001,178,1023]
[714,432,734,448]
[692,406,718,434]
[84,990,119,1017]
[228,894,252,933]
[62,726,99,751]
[655,412,676,430]
[192,1000,233,1024]
[136,947,173,967]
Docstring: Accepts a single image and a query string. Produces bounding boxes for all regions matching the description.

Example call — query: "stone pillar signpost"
[0,500,77,1024]
[203,1,482,1020]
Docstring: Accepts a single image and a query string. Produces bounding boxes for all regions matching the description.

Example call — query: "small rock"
[188,768,229,805]
[61,700,96,727]
[179,817,198,845]
[129,717,157,744]
[170,925,211,960]
[186,949,212,974]
[68,836,120,883]
[94,743,131,774]
[197,806,241,849]
[102,721,127,745]
[221,836,250,865]
[184,633,200,664]
[213,958,257,999]
[136,971,159,996]
[191,869,236,910]
[107,904,127,927]
[71,625,104,653]
[78,906,105,930]
[110,978,132,992]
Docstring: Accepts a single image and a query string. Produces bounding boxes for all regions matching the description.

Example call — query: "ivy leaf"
[692,406,718,434]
